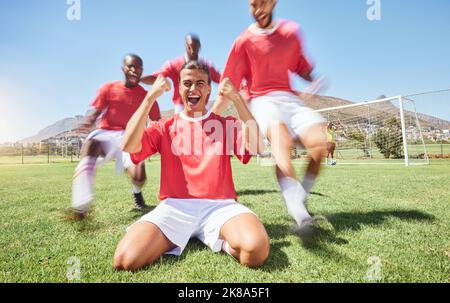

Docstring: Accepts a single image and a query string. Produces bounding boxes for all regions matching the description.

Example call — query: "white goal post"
[315,96,429,166]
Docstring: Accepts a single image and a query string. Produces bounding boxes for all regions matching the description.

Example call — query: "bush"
[374,117,404,159]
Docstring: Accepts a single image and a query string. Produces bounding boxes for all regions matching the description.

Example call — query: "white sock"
[279,177,311,226]
[301,173,316,195]
[132,184,142,194]
[71,156,96,212]
[222,241,232,255]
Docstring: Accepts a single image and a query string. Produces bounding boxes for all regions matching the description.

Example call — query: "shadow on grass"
[291,209,434,264]
[326,209,435,232]
[297,228,353,264]
[237,189,279,196]
[310,191,329,198]
[65,213,105,233]
[63,205,157,233]
[264,222,351,265]
[127,206,156,220]
[258,224,304,272]
[261,240,291,272]
[115,210,437,274]
[236,189,327,198]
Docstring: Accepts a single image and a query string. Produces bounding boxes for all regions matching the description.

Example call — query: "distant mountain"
[18,109,176,145]
[415,112,450,129]
[19,115,85,144]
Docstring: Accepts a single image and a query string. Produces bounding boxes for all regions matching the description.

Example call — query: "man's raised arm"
[218,78,264,155]
[123,75,171,153]
[140,75,157,86]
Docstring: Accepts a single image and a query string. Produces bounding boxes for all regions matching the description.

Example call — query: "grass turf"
[0,159,449,282]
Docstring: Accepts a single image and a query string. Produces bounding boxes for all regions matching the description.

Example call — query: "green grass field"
[0,159,449,283]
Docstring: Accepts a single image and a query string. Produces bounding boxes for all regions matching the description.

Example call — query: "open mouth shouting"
[256,14,271,28]
[187,94,201,106]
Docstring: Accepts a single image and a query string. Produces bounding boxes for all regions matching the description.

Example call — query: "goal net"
[315,96,429,166]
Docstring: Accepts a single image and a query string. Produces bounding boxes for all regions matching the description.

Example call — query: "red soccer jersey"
[222,20,314,100]
[91,81,161,130]
[152,56,221,105]
[130,112,251,201]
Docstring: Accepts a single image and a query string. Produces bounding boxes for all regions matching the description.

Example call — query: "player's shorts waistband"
[251,91,303,104]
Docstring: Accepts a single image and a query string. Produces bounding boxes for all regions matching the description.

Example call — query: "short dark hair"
[185,33,201,46]
[123,54,143,66]
[179,60,211,84]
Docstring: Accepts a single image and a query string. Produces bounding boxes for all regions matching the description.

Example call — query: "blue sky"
[0,0,449,142]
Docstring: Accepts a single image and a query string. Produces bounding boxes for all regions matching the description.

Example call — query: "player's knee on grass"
[113,248,154,272]
[241,236,270,268]
[235,230,270,268]
[113,250,134,271]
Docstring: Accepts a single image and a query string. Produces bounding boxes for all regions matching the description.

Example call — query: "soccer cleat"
[67,207,89,221]
[133,192,147,210]
[294,217,318,238]
[331,160,337,166]
[294,216,332,239]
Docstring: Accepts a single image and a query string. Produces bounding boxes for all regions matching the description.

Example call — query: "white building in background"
[442,130,450,140]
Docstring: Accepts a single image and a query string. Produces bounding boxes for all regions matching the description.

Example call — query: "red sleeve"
[221,38,249,90]
[151,60,175,79]
[207,62,221,84]
[130,122,162,164]
[149,101,161,121]
[294,30,314,78]
[90,83,109,111]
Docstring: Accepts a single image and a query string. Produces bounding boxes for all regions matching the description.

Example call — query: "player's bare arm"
[304,74,328,95]
[139,75,157,85]
[123,75,171,153]
[219,78,264,155]
[211,94,231,116]
[76,109,102,134]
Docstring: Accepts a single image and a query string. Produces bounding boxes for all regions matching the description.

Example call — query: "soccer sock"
[301,173,316,195]
[279,177,312,226]
[71,156,96,212]
[131,183,143,194]
[222,241,232,255]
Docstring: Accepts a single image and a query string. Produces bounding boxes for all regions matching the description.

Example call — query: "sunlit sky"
[1,0,449,142]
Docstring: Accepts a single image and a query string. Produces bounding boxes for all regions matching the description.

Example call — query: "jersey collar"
[179,110,212,122]
[248,20,280,35]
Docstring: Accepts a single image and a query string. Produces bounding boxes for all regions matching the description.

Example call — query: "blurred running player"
[212,0,328,235]
[71,54,161,219]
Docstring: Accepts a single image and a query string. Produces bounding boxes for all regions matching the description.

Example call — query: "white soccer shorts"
[128,198,256,256]
[250,91,326,139]
[86,129,140,175]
